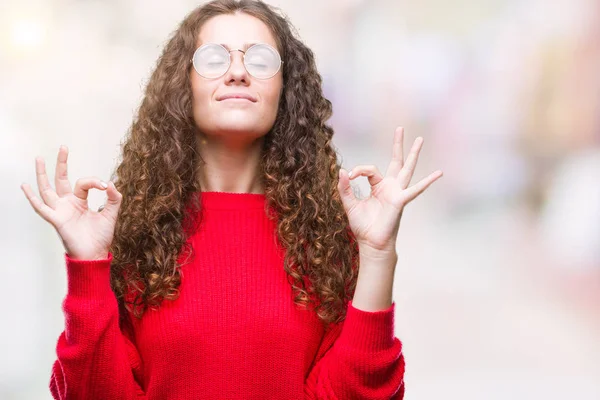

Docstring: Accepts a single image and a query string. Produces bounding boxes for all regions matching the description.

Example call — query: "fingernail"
[100,181,108,188]
[348,170,353,178]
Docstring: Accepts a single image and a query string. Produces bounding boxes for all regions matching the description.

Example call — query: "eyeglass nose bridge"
[226,48,247,72]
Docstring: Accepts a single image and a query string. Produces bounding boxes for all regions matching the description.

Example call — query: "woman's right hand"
[21,145,123,260]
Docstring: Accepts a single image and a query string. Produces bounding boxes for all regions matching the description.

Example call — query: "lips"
[217,93,257,102]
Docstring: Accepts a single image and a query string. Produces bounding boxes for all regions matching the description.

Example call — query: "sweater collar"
[198,191,266,210]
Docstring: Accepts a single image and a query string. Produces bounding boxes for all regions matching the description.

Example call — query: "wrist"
[67,251,110,261]
[357,241,397,262]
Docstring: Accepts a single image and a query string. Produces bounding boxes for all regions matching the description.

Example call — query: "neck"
[196,131,265,194]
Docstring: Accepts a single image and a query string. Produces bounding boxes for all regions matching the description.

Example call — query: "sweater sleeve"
[303,300,405,400]
[49,252,146,399]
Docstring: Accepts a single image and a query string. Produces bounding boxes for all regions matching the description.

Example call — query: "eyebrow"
[219,42,257,50]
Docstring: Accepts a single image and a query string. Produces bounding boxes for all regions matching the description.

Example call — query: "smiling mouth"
[221,98,253,102]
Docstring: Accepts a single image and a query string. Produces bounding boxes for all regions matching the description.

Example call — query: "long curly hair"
[109,0,359,332]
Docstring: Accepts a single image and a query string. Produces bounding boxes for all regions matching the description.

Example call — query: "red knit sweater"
[50,191,405,399]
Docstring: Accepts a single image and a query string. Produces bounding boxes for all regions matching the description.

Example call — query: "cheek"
[263,81,283,115]
[190,79,214,113]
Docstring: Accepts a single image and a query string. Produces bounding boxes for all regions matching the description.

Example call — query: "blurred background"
[2,0,599,398]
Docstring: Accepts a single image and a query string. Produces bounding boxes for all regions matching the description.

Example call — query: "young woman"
[21,0,442,398]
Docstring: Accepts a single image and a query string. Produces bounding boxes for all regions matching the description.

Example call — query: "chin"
[195,111,275,138]
[216,115,270,132]
[207,122,266,137]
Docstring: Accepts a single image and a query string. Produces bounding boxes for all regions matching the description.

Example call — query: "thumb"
[337,168,358,213]
[101,181,123,219]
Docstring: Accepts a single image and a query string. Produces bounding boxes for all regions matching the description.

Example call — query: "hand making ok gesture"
[337,126,443,255]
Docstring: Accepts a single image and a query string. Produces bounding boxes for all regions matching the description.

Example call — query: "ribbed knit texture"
[50,191,405,399]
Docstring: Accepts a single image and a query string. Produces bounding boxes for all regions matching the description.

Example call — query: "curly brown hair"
[109,0,359,332]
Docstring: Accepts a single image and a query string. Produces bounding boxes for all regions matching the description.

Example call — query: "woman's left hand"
[337,126,443,256]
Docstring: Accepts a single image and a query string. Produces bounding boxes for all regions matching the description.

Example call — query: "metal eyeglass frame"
[190,43,284,80]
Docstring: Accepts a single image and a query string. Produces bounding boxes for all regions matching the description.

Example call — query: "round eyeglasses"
[191,43,283,80]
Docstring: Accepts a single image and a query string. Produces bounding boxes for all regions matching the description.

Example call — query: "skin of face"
[190,12,284,149]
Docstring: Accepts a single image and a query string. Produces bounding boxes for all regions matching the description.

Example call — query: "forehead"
[198,13,278,50]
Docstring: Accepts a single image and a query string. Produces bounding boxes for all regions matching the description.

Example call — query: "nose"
[224,49,249,84]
